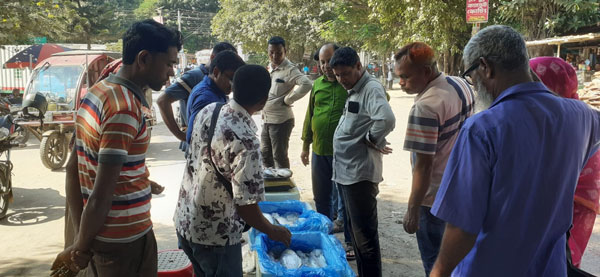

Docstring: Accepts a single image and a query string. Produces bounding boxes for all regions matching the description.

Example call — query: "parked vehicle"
[0,115,23,219]
[18,50,119,169]
[0,97,29,144]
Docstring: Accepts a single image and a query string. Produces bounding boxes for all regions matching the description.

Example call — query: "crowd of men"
[50,18,600,277]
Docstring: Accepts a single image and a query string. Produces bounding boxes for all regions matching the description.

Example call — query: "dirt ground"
[0,84,598,276]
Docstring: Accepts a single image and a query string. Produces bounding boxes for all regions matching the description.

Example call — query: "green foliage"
[246,52,269,66]
[212,0,336,62]
[105,39,123,53]
[134,0,160,19]
[0,1,71,44]
[491,0,600,39]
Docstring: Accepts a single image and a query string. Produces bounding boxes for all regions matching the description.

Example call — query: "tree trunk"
[528,45,554,58]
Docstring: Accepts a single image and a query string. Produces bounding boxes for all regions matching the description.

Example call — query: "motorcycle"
[0,115,22,219]
[0,97,29,144]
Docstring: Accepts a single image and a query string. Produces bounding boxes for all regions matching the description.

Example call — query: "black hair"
[268,36,286,48]
[122,19,182,65]
[233,65,271,107]
[212,42,237,55]
[209,50,245,75]
[329,46,359,68]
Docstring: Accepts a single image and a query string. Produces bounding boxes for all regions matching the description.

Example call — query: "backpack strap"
[206,103,234,198]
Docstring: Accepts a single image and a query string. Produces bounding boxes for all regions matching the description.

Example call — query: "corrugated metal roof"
[526,33,600,46]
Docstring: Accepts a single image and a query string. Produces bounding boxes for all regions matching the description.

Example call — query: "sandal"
[345,245,356,261]
[150,180,165,195]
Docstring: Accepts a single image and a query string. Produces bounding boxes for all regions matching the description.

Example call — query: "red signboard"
[466,0,489,23]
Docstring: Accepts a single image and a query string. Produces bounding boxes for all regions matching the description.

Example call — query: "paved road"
[0,89,598,276]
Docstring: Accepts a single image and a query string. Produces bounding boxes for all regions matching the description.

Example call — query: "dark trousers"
[260,119,294,168]
[177,233,243,277]
[311,153,336,220]
[416,206,445,276]
[80,229,158,277]
[337,182,352,244]
[340,181,382,277]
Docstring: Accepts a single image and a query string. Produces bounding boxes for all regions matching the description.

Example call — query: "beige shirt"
[263,59,312,124]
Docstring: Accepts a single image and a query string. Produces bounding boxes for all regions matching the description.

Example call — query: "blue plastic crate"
[254,231,355,277]
[250,200,333,246]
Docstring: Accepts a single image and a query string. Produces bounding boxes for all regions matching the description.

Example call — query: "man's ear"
[480,57,494,79]
[356,61,362,71]
[137,50,151,71]
[212,67,220,78]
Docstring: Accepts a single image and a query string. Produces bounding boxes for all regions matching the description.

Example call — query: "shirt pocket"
[270,77,288,97]
[340,107,359,135]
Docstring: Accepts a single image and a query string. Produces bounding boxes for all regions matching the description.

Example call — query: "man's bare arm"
[430,223,477,277]
[157,92,186,141]
[404,153,434,233]
[72,162,122,252]
[65,146,83,232]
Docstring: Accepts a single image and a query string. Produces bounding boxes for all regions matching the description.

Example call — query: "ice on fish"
[265,212,306,226]
[269,248,327,269]
[279,249,302,269]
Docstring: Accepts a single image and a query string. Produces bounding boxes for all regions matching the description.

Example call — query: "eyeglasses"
[461,61,480,85]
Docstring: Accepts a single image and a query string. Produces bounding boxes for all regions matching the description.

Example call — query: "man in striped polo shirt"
[52,20,181,276]
[395,42,474,276]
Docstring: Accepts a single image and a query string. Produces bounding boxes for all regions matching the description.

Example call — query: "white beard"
[474,79,494,113]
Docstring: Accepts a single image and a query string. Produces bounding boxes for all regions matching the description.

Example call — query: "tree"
[0,1,71,45]
[322,0,471,75]
[212,0,336,63]
[154,0,219,53]
[490,0,600,57]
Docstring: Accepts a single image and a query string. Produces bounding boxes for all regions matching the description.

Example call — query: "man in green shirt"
[301,43,350,232]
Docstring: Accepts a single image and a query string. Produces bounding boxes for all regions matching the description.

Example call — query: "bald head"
[319,43,338,81]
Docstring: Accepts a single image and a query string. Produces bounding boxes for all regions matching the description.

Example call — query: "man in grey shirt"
[262,36,312,168]
[331,47,395,277]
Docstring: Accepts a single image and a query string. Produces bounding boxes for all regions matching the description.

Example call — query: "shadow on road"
[0,187,65,226]
[0,258,54,277]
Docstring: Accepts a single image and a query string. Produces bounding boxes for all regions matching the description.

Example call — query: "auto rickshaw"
[19,50,119,169]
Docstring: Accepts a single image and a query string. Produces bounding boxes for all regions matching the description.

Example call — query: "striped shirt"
[75,74,152,243]
[403,73,474,207]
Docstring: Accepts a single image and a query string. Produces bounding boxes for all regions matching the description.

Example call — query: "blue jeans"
[311,153,336,220]
[177,233,242,277]
[416,206,446,277]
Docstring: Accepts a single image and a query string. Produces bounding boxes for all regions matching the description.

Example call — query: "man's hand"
[70,248,92,271]
[300,151,310,166]
[50,246,91,275]
[379,146,393,155]
[51,248,74,275]
[266,225,292,247]
[403,207,420,234]
[366,139,393,155]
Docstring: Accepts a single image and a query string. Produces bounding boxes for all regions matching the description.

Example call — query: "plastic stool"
[157,249,194,277]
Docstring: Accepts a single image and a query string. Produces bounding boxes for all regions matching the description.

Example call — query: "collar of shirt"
[416,72,446,99]
[203,75,227,98]
[106,74,149,108]
[199,64,209,75]
[348,70,371,95]
[319,75,338,84]
[490,82,550,109]
[271,58,291,72]
[229,99,258,133]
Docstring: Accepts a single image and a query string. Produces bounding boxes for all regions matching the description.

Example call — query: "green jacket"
[301,75,348,156]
